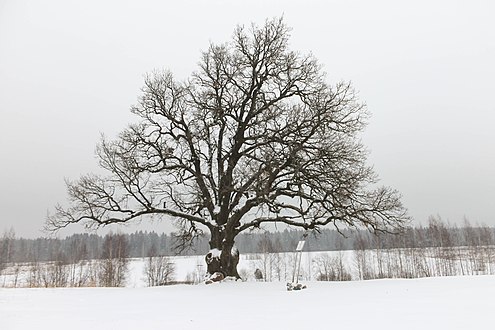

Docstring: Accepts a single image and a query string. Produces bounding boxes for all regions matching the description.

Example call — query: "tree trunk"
[205,227,240,280]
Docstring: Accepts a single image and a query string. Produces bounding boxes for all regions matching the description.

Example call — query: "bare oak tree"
[47,18,408,280]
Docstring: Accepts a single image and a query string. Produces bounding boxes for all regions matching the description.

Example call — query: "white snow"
[2,251,495,329]
[2,276,494,329]
[209,248,222,258]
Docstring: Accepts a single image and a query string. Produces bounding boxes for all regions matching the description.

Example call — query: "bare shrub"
[41,261,69,288]
[144,255,175,286]
[314,253,351,281]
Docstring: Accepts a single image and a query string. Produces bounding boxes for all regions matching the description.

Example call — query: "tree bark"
[205,227,240,279]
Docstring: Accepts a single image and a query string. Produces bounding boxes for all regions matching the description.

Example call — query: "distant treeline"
[1,217,494,264]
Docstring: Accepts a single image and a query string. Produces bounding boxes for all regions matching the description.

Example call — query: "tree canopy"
[47,18,408,278]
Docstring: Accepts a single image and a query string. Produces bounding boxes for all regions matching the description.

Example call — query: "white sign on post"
[296,240,305,252]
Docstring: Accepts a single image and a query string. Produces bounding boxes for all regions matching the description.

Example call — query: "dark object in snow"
[287,282,307,291]
[254,268,263,281]
[205,272,225,284]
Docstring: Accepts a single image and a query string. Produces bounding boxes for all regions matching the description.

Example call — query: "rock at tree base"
[205,272,225,284]
[287,282,307,291]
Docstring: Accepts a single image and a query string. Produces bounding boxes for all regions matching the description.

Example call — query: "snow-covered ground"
[2,275,494,329]
[2,251,494,329]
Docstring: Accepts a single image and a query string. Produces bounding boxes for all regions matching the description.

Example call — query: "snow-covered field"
[2,251,494,329]
[2,275,494,330]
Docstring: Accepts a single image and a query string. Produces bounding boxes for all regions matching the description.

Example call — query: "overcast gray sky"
[1,0,494,238]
